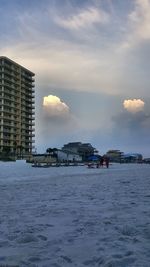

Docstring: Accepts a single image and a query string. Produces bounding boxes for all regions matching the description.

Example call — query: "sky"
[1,0,150,156]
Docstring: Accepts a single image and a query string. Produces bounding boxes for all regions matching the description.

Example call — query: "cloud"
[111,106,150,155]
[123,99,145,113]
[113,110,149,130]
[43,95,70,119]
[111,97,150,154]
[36,94,81,151]
[0,2,142,97]
[129,0,150,41]
[55,7,109,30]
[1,0,150,99]
[1,41,121,95]
[119,0,150,51]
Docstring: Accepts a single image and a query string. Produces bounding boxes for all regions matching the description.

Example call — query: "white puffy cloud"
[55,7,109,30]
[43,95,70,118]
[123,99,145,113]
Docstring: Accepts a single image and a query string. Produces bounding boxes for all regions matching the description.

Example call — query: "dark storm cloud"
[110,109,150,155]
[112,111,150,131]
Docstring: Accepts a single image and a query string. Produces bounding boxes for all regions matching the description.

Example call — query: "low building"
[106,150,124,162]
[123,153,143,163]
[62,142,96,161]
[143,158,150,164]
[62,142,82,154]
[31,154,56,164]
[56,150,82,162]
[29,150,82,165]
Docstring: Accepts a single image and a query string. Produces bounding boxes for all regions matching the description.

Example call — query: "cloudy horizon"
[1,0,150,157]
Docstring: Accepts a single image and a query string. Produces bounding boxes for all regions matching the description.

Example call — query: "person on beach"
[105,157,110,168]
[96,162,100,168]
[100,156,104,167]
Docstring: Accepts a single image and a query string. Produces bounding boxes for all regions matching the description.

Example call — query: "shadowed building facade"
[62,142,96,161]
[0,56,35,159]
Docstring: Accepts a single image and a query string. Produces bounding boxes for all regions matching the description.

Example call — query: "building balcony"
[3,102,15,108]
[21,84,33,91]
[3,83,20,92]
[30,127,35,131]
[3,107,20,114]
[2,136,15,141]
[21,114,35,120]
[21,140,34,145]
[0,121,14,127]
[3,95,15,102]
[2,64,12,71]
[21,72,33,80]
[22,121,35,126]
[2,95,20,104]
[24,95,35,103]
[1,123,20,129]
[25,98,35,104]
[2,89,18,97]
[0,69,20,79]
[22,80,33,87]
[29,133,35,137]
[21,108,34,115]
[25,144,35,149]
[1,115,20,122]
[21,94,30,101]
[21,132,35,137]
[1,128,19,136]
[22,103,35,109]
[3,76,20,86]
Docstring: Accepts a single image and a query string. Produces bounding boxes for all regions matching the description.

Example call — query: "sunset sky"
[1,0,150,156]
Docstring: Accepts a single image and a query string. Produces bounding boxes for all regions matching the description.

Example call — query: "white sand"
[0,161,150,267]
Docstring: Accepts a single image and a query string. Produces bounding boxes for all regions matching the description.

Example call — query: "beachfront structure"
[46,147,82,162]
[143,158,150,164]
[106,149,124,162]
[106,150,143,163]
[0,56,35,159]
[56,150,82,162]
[62,142,96,161]
[30,150,82,165]
[123,153,143,163]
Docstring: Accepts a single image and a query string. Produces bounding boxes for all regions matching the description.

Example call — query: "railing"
[0,69,20,78]
[1,89,18,97]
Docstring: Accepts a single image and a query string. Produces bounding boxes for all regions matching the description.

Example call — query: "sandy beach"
[0,161,150,266]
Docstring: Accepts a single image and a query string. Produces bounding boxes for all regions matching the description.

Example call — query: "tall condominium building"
[0,56,35,158]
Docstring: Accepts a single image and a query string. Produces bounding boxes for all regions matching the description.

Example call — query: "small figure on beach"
[105,156,110,168]
[96,162,100,168]
[100,156,104,167]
